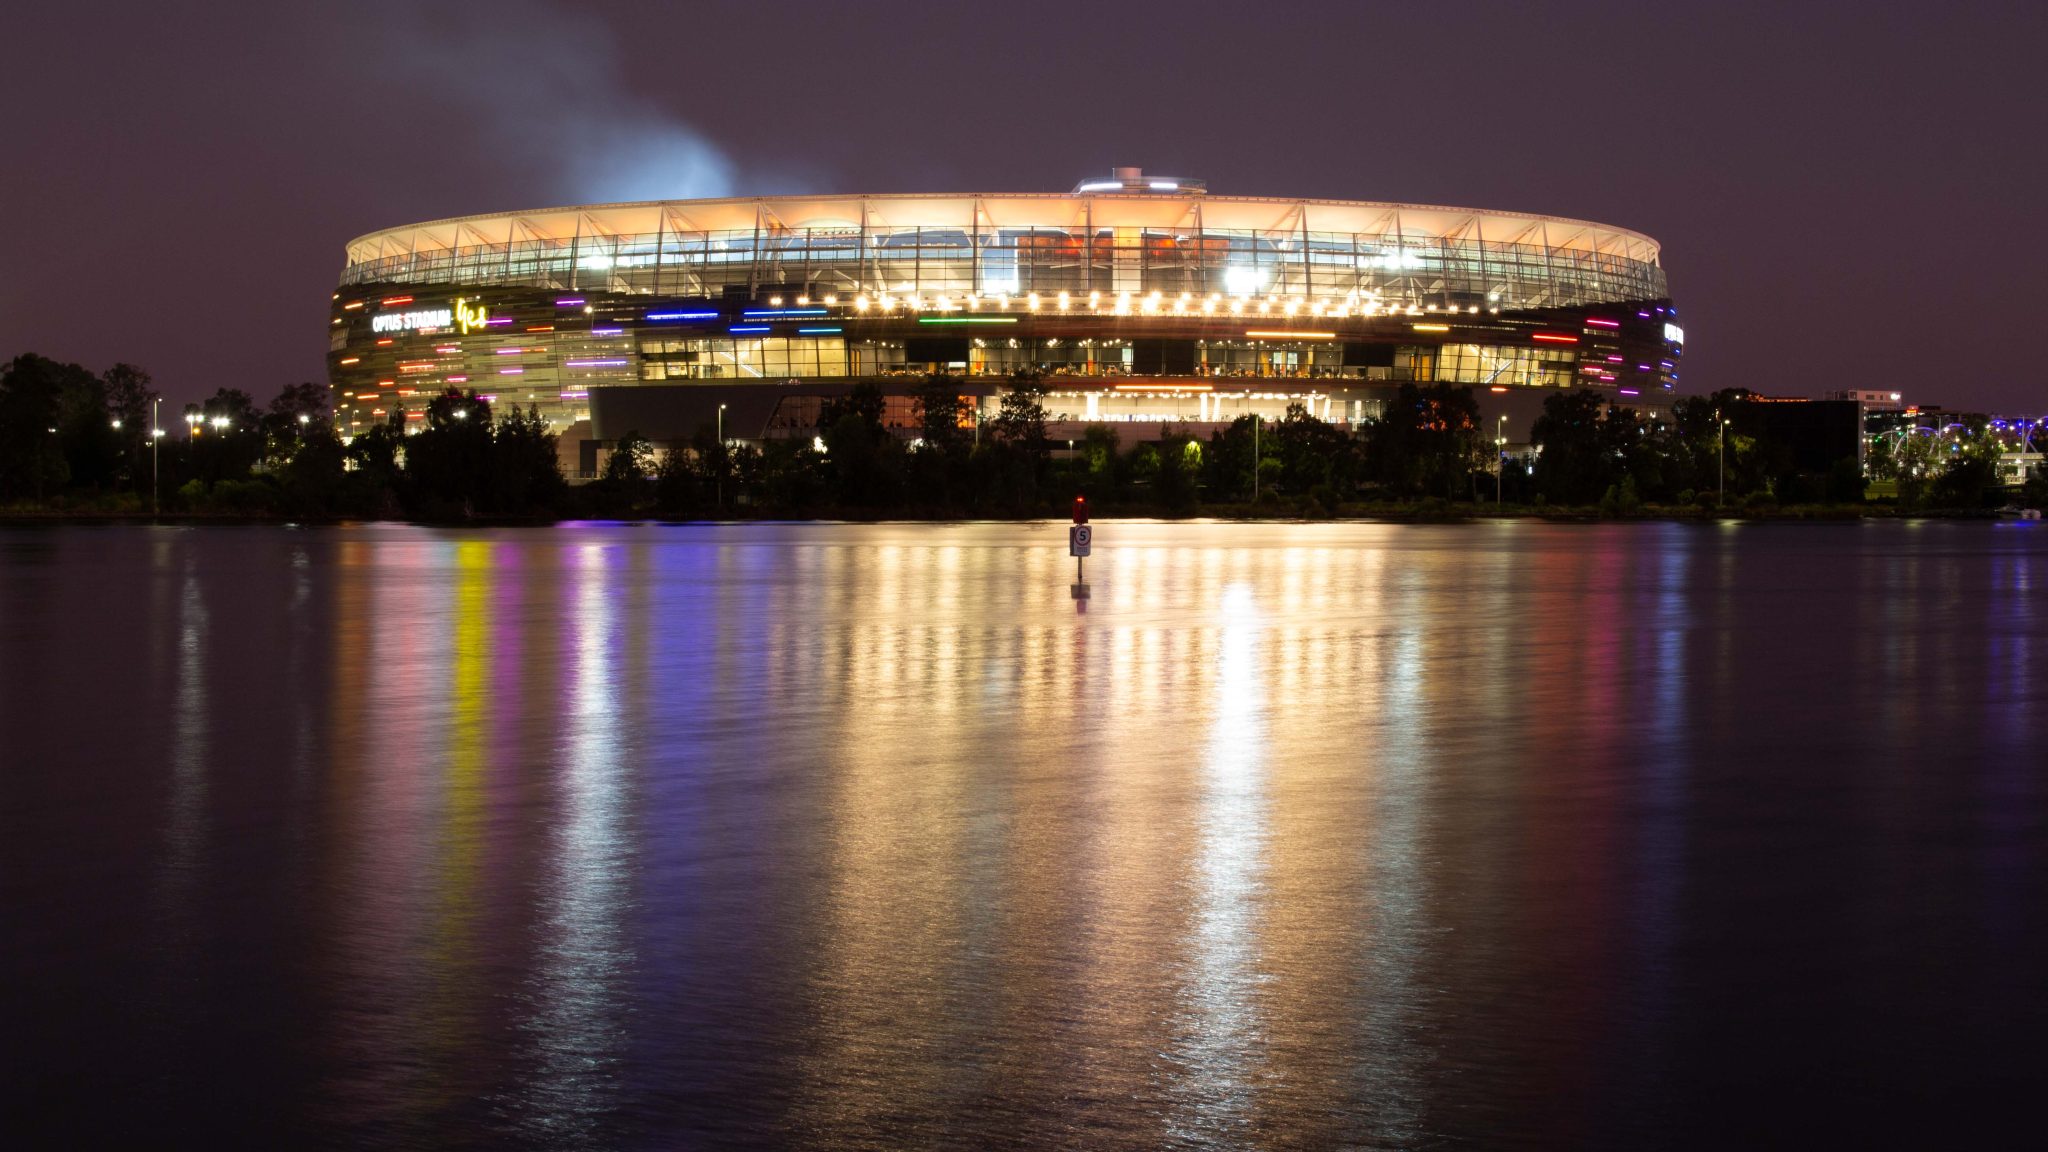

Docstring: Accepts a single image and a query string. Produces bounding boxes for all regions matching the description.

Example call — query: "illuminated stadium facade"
[329,169,1681,446]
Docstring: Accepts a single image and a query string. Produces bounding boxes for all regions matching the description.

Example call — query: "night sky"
[6,1,2043,411]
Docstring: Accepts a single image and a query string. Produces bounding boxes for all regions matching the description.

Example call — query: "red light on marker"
[1072,495,1088,524]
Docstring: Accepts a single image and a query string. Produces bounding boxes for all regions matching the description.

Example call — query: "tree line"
[4,350,2035,519]
[597,377,2036,518]
[0,353,562,519]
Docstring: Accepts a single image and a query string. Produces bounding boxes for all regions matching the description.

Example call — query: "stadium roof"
[344,191,1662,270]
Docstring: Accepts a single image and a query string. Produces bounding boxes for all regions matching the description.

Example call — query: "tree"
[53,360,121,493]
[1203,415,1261,502]
[191,387,266,484]
[1078,423,1122,501]
[1932,424,2004,509]
[1865,432,1901,482]
[1274,403,1358,496]
[911,373,966,449]
[1668,390,1754,496]
[1825,456,1869,504]
[280,428,347,517]
[731,443,765,506]
[0,354,82,500]
[1155,432,1201,512]
[1599,402,1662,499]
[819,381,886,433]
[689,419,733,498]
[102,364,158,495]
[1892,430,1944,508]
[264,382,333,466]
[965,370,1048,510]
[821,412,902,509]
[602,429,654,485]
[991,371,1049,452]
[346,406,406,487]
[404,389,496,514]
[492,404,565,514]
[759,436,827,513]
[1362,382,1480,499]
[1530,390,1612,505]
[654,440,698,515]
[102,364,155,427]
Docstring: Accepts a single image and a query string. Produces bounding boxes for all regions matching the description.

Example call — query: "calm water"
[2,521,2044,1149]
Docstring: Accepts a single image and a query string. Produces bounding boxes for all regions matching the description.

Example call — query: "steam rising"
[360,0,736,205]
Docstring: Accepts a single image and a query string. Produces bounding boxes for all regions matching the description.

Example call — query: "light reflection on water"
[1168,582,1267,1146]
[3,520,2047,1149]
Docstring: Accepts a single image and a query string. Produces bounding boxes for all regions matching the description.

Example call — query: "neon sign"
[455,297,492,334]
[371,307,453,333]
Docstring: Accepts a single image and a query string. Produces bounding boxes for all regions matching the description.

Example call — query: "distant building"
[1731,397,1863,476]
[2000,450,2043,486]
[1824,388,1905,411]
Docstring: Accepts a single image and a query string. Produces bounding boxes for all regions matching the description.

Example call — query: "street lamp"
[151,397,161,515]
[1719,416,1731,505]
[717,403,727,509]
[1496,414,1508,504]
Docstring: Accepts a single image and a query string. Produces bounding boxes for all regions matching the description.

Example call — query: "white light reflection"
[1169,582,1270,1143]
[521,543,632,1140]
[164,560,210,887]
[1343,609,1432,1143]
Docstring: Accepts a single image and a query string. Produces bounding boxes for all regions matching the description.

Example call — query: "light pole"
[1496,414,1507,504]
[151,397,161,514]
[1719,416,1730,505]
[1252,410,1261,502]
[716,403,726,509]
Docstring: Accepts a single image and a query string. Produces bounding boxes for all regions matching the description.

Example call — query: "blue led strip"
[646,310,719,321]
[741,308,829,318]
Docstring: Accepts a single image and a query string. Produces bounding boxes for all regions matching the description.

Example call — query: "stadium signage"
[365,296,493,334]
[455,297,492,334]
[371,307,453,333]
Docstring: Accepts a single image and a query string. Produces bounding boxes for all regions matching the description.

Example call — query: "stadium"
[329,169,1681,462]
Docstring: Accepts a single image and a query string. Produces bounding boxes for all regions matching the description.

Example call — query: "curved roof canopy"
[344,191,1662,271]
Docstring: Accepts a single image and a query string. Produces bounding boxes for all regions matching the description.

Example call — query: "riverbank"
[1,501,2019,526]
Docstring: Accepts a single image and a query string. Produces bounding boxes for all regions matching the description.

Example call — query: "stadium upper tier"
[340,190,1666,313]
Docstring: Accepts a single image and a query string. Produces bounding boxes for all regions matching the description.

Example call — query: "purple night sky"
[4,1,2043,411]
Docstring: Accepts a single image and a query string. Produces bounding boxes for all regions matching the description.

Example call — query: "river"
[2,520,2043,1148]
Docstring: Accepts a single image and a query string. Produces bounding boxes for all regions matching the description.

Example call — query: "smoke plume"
[353,1,739,206]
